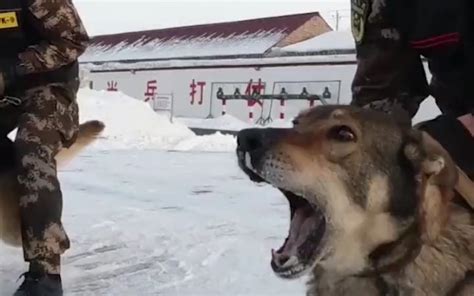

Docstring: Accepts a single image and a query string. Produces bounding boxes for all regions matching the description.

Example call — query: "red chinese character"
[245,79,264,107]
[144,80,158,102]
[190,79,206,105]
[190,79,197,104]
[107,81,118,91]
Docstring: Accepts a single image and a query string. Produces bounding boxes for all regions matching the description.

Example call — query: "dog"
[0,120,105,247]
[236,105,474,295]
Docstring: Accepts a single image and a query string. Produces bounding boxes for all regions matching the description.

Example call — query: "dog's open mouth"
[237,151,327,279]
[272,190,326,279]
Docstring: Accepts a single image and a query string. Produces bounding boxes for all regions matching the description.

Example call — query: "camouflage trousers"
[0,82,79,274]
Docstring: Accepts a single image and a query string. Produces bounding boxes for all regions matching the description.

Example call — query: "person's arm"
[1,0,89,87]
[350,0,429,118]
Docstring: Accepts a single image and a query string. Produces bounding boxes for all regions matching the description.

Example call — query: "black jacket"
[350,0,473,118]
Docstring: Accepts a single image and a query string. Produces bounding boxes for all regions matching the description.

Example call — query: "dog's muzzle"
[236,128,328,279]
[236,128,289,181]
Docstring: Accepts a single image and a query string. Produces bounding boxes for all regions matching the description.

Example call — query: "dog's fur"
[0,120,105,247]
[236,105,474,295]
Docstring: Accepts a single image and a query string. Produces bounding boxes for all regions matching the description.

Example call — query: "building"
[81,12,436,124]
[81,12,333,63]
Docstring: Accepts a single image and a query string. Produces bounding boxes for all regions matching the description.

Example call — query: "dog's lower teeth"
[281,256,299,269]
[278,264,305,277]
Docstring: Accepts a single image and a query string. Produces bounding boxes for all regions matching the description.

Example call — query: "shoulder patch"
[0,12,19,29]
[351,0,369,44]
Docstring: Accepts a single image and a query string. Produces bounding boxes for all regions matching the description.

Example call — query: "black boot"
[13,272,63,296]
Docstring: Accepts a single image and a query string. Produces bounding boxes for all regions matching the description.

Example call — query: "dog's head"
[236,105,457,279]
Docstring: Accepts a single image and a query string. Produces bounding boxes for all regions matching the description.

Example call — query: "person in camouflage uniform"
[0,0,89,295]
[350,0,474,177]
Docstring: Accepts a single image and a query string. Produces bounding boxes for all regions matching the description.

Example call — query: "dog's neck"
[362,205,474,294]
[307,206,473,296]
[359,221,421,277]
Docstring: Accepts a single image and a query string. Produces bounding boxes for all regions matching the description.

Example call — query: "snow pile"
[78,88,193,149]
[77,89,236,152]
[281,30,355,53]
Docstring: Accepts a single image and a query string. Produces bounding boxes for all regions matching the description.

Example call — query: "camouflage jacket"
[0,0,89,87]
[18,0,89,75]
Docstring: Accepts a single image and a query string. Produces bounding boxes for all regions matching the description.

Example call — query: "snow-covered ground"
[0,150,306,295]
[1,89,306,295]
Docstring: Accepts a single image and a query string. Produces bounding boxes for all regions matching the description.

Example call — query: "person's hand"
[458,113,474,137]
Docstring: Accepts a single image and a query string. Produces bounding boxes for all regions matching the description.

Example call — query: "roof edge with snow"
[81,12,332,63]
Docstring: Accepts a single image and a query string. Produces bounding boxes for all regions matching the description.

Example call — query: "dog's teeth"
[281,255,299,269]
[277,262,307,278]
[245,152,253,170]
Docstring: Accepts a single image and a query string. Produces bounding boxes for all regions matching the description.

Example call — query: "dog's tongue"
[272,205,323,266]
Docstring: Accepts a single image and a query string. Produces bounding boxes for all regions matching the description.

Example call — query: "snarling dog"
[0,120,105,247]
[236,105,474,295]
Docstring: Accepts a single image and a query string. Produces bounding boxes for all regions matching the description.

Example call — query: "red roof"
[90,12,324,47]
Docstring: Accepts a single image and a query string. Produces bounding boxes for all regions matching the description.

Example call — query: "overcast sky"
[74,0,350,36]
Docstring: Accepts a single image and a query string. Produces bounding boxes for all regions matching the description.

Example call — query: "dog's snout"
[237,128,288,152]
[237,128,265,152]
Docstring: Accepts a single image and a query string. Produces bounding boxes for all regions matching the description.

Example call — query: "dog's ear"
[403,129,458,243]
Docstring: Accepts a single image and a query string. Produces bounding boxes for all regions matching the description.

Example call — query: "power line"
[326,9,350,31]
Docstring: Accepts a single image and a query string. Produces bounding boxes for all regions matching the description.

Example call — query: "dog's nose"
[237,128,265,152]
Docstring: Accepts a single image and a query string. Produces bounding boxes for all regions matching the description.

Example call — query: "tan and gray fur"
[237,105,474,295]
[0,120,105,247]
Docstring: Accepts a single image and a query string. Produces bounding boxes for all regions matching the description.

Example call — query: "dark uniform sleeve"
[17,0,89,75]
[350,0,430,118]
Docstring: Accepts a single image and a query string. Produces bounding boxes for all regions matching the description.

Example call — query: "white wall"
[87,62,440,125]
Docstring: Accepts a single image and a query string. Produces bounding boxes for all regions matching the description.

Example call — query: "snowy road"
[1,150,306,295]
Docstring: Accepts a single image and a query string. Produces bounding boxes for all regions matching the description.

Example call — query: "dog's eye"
[292,119,300,126]
[328,125,356,142]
